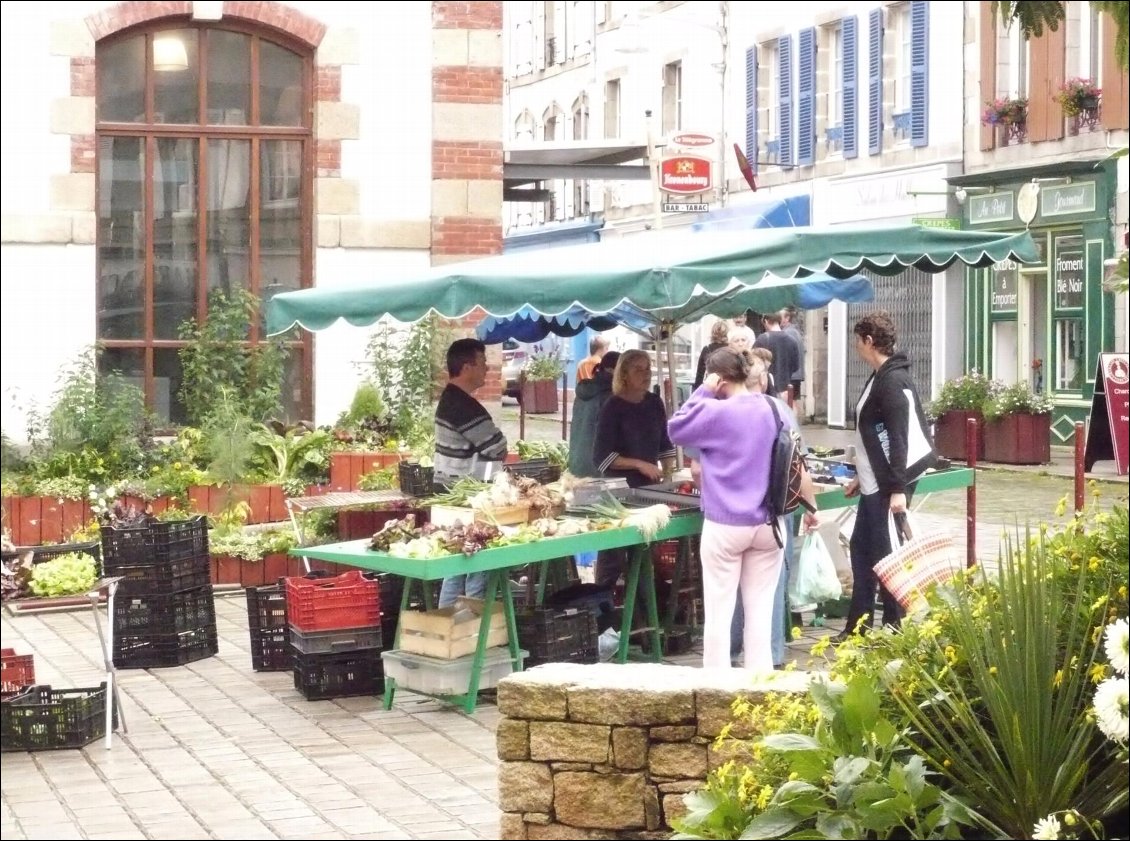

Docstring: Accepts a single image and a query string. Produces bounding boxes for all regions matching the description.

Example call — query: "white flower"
[1093,675,1129,743]
[1104,618,1129,676]
[1032,814,1062,839]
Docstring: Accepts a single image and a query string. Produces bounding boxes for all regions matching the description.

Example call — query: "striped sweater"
[434,384,508,482]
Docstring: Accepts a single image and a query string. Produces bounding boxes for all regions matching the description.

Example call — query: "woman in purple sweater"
[667,347,786,672]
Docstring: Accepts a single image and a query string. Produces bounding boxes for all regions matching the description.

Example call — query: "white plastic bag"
[788,532,843,605]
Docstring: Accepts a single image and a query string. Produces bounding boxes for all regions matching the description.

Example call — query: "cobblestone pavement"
[3,410,1126,840]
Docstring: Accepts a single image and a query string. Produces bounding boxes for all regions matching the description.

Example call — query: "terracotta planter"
[329,451,409,491]
[211,553,307,587]
[520,379,559,414]
[932,411,985,462]
[188,484,287,524]
[983,413,1051,465]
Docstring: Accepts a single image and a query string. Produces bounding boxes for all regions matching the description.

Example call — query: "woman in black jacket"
[693,320,730,388]
[834,311,936,641]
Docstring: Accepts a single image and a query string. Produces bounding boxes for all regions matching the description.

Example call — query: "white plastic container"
[380,647,525,695]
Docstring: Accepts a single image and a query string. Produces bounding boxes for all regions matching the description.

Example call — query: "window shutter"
[842,16,858,158]
[797,28,816,166]
[978,3,996,150]
[909,0,929,147]
[778,35,793,167]
[1101,18,1128,130]
[745,46,758,173]
[868,8,883,155]
[534,2,546,70]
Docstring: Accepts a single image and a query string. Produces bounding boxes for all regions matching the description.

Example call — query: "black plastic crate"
[397,462,435,497]
[250,629,294,672]
[112,585,216,637]
[247,583,288,631]
[100,516,209,570]
[113,626,218,670]
[293,648,384,700]
[516,606,599,668]
[113,552,211,596]
[506,459,561,485]
[28,541,103,578]
[289,624,382,655]
[1,683,107,751]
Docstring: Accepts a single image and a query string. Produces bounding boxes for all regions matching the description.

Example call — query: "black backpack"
[765,397,814,547]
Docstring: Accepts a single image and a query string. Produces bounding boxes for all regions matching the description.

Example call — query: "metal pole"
[1074,420,1086,512]
[966,417,978,568]
[561,372,568,441]
[646,110,664,231]
[518,372,526,442]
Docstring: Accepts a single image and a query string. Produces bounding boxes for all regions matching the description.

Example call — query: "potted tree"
[520,353,565,414]
[981,381,1054,465]
[929,373,997,461]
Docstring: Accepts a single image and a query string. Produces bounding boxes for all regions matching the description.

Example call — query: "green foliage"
[1,431,26,474]
[994,2,1127,69]
[365,315,450,447]
[357,465,398,491]
[178,289,289,426]
[929,372,999,417]
[24,349,156,487]
[347,382,385,425]
[28,552,97,597]
[248,424,331,493]
[516,439,569,468]
[199,389,257,499]
[524,352,566,382]
[208,525,296,562]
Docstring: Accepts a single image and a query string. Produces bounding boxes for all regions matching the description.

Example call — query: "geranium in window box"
[1055,78,1101,117]
[981,96,1028,126]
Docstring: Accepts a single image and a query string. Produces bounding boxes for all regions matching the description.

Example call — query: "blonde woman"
[694,320,730,388]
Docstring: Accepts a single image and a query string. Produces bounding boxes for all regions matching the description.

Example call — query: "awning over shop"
[691,193,811,231]
[267,223,1038,336]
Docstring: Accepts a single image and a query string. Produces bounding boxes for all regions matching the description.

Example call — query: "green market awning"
[266,223,1038,335]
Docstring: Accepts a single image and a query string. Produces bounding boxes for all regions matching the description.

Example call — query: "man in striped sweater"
[434,338,508,607]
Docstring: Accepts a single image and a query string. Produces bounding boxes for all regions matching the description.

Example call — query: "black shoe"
[828,631,852,645]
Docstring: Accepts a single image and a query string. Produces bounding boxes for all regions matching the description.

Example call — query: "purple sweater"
[667,386,776,526]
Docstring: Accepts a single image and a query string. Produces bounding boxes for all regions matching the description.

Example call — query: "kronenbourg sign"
[659,155,713,196]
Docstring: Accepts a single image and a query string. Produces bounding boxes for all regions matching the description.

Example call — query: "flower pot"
[983,413,1051,465]
[520,378,559,414]
[932,411,985,462]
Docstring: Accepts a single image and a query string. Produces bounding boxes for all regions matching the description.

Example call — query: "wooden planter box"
[188,485,288,525]
[1,495,177,547]
[210,553,351,587]
[932,410,985,462]
[328,451,409,491]
[521,379,559,414]
[983,413,1051,465]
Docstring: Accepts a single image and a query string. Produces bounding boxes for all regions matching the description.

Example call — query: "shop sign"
[967,191,1014,225]
[912,216,961,229]
[1084,353,1130,475]
[1053,238,1085,310]
[669,132,715,148]
[1040,181,1096,218]
[991,260,1019,313]
[659,155,713,195]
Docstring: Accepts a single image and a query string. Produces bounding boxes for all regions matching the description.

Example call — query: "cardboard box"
[398,596,508,659]
[430,502,530,528]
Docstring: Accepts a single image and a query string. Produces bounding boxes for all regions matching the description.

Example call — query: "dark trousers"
[845,488,913,633]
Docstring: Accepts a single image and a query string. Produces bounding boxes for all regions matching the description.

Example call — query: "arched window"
[96,23,313,425]
[514,110,536,141]
[571,94,589,140]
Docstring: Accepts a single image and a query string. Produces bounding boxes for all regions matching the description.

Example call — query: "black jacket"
[567,371,613,477]
[857,353,936,494]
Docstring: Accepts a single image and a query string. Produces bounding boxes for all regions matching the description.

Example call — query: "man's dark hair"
[446,338,486,377]
[599,350,621,372]
[852,310,898,355]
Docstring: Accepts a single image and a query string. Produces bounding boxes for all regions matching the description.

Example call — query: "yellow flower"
[811,636,831,656]
[173,461,182,470]
[989,666,998,676]
[1089,663,1108,684]
[943,758,952,768]
[788,772,799,781]
[756,785,774,811]
[1053,669,1064,688]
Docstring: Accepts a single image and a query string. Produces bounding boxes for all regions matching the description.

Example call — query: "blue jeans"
[438,572,488,608]
[731,513,794,664]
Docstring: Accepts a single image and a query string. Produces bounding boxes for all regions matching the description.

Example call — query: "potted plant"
[929,372,998,461]
[981,96,1028,146]
[981,381,1054,464]
[520,353,565,414]
[1055,77,1102,116]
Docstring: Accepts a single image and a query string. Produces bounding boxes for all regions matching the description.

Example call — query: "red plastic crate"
[284,569,380,633]
[1,648,36,697]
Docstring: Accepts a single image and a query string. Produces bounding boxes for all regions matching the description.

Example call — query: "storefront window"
[1052,234,1085,392]
[1054,317,1084,390]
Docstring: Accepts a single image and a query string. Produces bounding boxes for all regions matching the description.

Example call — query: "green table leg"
[616,545,662,664]
[456,569,503,714]
[500,566,522,671]
[535,558,550,605]
[382,676,396,710]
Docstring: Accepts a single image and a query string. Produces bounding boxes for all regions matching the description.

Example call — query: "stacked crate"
[285,570,383,700]
[245,583,292,672]
[101,516,217,669]
[516,606,599,669]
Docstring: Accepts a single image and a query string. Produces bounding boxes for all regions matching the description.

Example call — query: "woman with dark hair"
[668,347,817,672]
[834,310,936,641]
[694,320,730,388]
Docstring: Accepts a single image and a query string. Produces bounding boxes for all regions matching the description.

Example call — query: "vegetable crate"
[29,541,103,578]
[373,573,440,643]
[293,648,384,700]
[246,583,292,672]
[398,597,507,659]
[0,683,108,751]
[1,649,35,697]
[108,553,211,597]
[516,606,598,668]
[112,585,218,669]
[285,569,380,633]
[100,516,209,570]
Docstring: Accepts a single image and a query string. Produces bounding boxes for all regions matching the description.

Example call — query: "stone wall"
[495,663,811,840]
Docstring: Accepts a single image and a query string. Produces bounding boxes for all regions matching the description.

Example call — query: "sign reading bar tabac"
[659,155,713,196]
[1084,352,1130,475]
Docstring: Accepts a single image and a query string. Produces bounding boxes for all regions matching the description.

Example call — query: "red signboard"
[1084,352,1130,474]
[670,132,715,147]
[659,155,713,195]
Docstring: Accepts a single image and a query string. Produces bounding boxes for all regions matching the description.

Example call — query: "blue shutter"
[797,28,816,166]
[745,46,758,173]
[910,0,929,147]
[842,16,858,159]
[778,35,793,167]
[868,8,883,155]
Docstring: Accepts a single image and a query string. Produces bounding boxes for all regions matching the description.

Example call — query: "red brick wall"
[85,1,326,47]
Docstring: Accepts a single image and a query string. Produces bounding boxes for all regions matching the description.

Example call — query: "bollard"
[1074,420,1085,512]
[966,416,978,568]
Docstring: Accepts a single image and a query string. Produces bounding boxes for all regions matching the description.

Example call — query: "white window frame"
[828,23,843,130]
[604,78,621,138]
[1078,2,1100,82]
[662,61,682,134]
[1008,24,1028,98]
[763,41,780,146]
[892,3,913,112]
